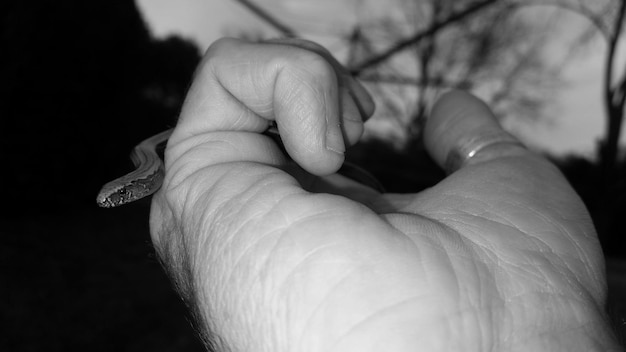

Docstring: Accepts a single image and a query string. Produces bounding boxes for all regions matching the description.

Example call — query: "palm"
[149,38,616,351]
[227,153,604,351]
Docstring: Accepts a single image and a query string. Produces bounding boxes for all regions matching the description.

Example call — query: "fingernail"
[326,123,345,154]
[341,89,363,123]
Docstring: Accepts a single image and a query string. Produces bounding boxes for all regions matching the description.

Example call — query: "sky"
[136,0,625,157]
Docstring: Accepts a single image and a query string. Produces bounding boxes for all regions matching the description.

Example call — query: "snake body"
[96,127,384,208]
[96,129,172,208]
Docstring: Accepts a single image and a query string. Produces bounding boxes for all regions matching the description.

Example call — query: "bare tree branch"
[601,0,626,172]
[605,1,625,102]
[231,0,560,147]
[232,0,298,37]
[348,0,501,75]
[358,74,463,87]
[522,0,613,37]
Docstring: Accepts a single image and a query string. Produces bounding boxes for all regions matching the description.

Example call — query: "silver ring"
[444,130,525,174]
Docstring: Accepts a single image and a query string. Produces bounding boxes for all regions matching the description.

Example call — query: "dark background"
[1,1,624,350]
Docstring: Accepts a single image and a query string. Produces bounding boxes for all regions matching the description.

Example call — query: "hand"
[149,38,619,352]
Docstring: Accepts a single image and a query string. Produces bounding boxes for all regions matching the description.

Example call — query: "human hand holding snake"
[105,38,620,351]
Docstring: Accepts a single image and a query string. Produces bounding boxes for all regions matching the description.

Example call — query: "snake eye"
[118,188,129,199]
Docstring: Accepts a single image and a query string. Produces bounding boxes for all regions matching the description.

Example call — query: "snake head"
[96,185,135,208]
[96,172,163,208]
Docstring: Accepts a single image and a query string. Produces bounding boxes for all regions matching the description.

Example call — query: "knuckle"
[267,37,331,56]
[203,37,239,60]
[278,49,336,82]
[196,37,242,77]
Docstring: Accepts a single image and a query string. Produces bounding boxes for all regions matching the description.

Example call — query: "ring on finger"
[444,130,526,174]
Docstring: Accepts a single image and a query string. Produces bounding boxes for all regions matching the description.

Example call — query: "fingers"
[171,37,374,176]
[424,90,527,173]
[264,38,376,122]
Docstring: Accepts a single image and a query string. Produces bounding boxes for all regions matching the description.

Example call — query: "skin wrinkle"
[178,174,266,316]
[252,206,412,350]
[434,216,509,264]
[164,140,222,193]
[174,166,224,228]
[499,270,600,344]
[279,56,337,155]
[499,254,548,290]
[435,211,577,309]
[171,162,278,225]
[196,166,282,244]
[328,294,497,352]
[163,153,196,196]
[293,266,363,351]
[220,218,285,295]
[264,206,351,278]
[502,293,576,350]
[275,76,325,158]
[514,293,604,349]
[186,198,227,307]
[278,194,355,230]
[487,237,569,297]
[267,38,376,124]
[222,175,295,247]
[346,297,442,346]
[158,198,201,309]
[184,61,269,139]
[518,201,602,297]
[447,297,506,352]
[437,212,536,287]
[269,240,342,299]
[164,128,318,316]
[209,49,265,104]
[385,215,469,278]
[166,134,279,191]
[219,61,268,106]
[209,83,262,132]
[451,248,497,314]
[153,213,190,298]
[413,188,481,217]
[197,196,243,279]
[193,178,303,317]
[216,79,272,127]
[249,61,275,110]
[179,90,232,138]
[231,105,263,131]
[442,204,528,245]
[432,240,502,351]
[506,290,560,331]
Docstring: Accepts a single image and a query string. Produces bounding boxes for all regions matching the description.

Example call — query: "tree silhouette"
[537,0,626,256]
[234,0,561,146]
[518,0,626,182]
[348,0,560,143]
[0,0,200,213]
[1,2,208,351]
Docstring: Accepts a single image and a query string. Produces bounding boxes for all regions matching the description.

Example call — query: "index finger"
[169,38,363,176]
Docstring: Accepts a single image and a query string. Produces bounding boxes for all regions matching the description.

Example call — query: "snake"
[96,126,385,208]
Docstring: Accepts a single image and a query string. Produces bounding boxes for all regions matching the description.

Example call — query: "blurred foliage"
[0,0,205,351]
[0,0,200,214]
[1,207,205,352]
[345,0,560,141]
